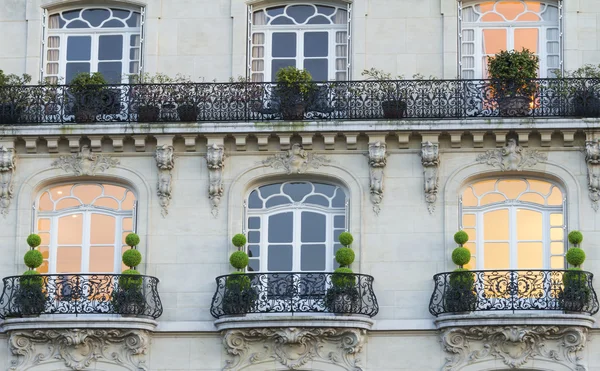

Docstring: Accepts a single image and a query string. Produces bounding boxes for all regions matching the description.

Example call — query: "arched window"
[35,183,136,274]
[249,3,350,82]
[245,181,347,272]
[460,1,560,78]
[460,178,565,270]
[44,6,143,83]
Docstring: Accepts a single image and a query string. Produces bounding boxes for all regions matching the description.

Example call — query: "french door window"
[460,1,560,78]
[36,183,136,274]
[44,7,143,83]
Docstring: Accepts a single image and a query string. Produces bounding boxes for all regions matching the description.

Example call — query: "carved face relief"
[368,142,387,167]
[476,139,547,172]
[155,145,175,170]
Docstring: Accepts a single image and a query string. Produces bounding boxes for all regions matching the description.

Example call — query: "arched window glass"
[250,3,350,82]
[246,181,347,272]
[460,178,565,270]
[45,7,142,83]
[36,183,136,274]
[461,1,560,78]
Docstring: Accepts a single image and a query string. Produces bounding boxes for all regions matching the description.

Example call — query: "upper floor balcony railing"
[0,78,599,124]
[210,272,378,319]
[429,269,599,316]
[0,273,163,319]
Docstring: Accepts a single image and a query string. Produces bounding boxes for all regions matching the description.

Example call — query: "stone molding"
[585,139,600,211]
[367,141,387,215]
[420,141,439,214]
[155,144,175,217]
[262,143,330,174]
[0,146,16,216]
[222,326,366,371]
[9,328,150,371]
[206,143,226,216]
[476,138,547,171]
[52,145,120,176]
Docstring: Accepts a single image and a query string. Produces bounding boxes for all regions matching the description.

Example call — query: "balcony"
[209,272,378,318]
[428,269,599,316]
[0,78,599,125]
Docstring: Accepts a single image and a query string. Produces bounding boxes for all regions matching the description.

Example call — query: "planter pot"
[137,105,160,122]
[325,286,360,314]
[112,288,146,316]
[177,104,199,122]
[281,102,305,120]
[573,91,600,117]
[381,100,406,119]
[497,96,531,117]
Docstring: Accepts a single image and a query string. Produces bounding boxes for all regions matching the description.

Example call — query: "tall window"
[460,178,565,270]
[460,1,560,78]
[249,3,350,82]
[36,183,136,274]
[44,7,142,83]
[245,181,347,272]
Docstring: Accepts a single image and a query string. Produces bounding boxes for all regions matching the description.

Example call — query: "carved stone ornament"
[441,325,589,371]
[206,143,225,217]
[421,141,439,214]
[585,139,600,211]
[9,329,150,371]
[222,327,366,371]
[262,143,330,174]
[155,145,175,217]
[0,146,16,216]
[476,139,547,171]
[52,145,120,176]
[368,141,387,215]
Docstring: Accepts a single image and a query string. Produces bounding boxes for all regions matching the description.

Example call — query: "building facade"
[0,0,600,370]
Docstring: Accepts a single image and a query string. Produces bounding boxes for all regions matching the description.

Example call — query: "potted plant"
[275,67,316,120]
[487,49,539,117]
[325,232,360,314]
[113,233,145,315]
[67,72,110,123]
[222,234,257,316]
[12,234,47,317]
[445,231,477,313]
[361,68,407,119]
[0,70,32,125]
[554,64,600,117]
[560,231,591,312]
[129,73,182,122]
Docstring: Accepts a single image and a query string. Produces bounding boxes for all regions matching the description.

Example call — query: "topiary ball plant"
[230,251,249,270]
[454,231,469,246]
[122,249,142,268]
[335,248,355,267]
[125,233,140,247]
[232,234,247,248]
[566,248,586,267]
[26,234,42,248]
[568,231,583,246]
[338,232,354,247]
[24,250,43,269]
[452,247,471,268]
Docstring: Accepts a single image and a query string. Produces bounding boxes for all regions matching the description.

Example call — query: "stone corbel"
[585,139,600,211]
[206,143,225,217]
[155,145,175,217]
[367,141,387,215]
[0,146,16,216]
[421,141,440,214]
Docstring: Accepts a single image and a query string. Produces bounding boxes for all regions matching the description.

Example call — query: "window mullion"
[293,209,301,272]
[82,211,91,272]
[114,215,123,273]
[509,207,517,270]
[50,216,58,274]
[476,211,484,270]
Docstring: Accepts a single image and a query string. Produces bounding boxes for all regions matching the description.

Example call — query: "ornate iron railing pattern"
[429,269,599,316]
[0,274,163,319]
[210,272,378,318]
[0,78,599,124]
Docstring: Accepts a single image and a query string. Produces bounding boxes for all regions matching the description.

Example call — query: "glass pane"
[56,198,81,210]
[332,188,345,207]
[462,187,478,206]
[38,260,49,273]
[516,209,542,240]
[39,192,53,211]
[73,184,102,204]
[248,231,260,243]
[517,242,543,269]
[58,214,83,244]
[89,246,114,272]
[548,187,563,205]
[283,182,312,201]
[99,35,123,60]
[57,247,82,273]
[67,36,91,61]
[287,5,315,23]
[301,244,326,270]
[462,214,476,227]
[301,212,326,242]
[100,184,125,200]
[39,246,49,259]
[126,13,141,27]
[272,33,296,57]
[480,193,506,205]
[248,217,260,229]
[81,8,110,27]
[265,195,291,208]
[98,62,122,84]
[39,232,50,245]
[528,179,552,195]
[248,245,260,258]
[483,242,509,269]
[307,15,330,24]
[550,228,563,240]
[268,212,293,243]
[304,59,328,81]
[272,60,296,78]
[334,215,345,228]
[122,217,133,231]
[514,28,539,53]
[314,183,336,197]
[483,209,509,240]
[51,185,71,198]
[519,192,545,204]
[122,191,135,210]
[112,9,130,19]
[497,179,527,199]
[248,259,259,272]
[260,184,282,198]
[304,32,328,57]
[66,63,91,83]
[551,256,565,269]
[551,242,564,255]
[66,20,89,29]
[94,197,119,209]
[90,214,116,244]
[550,213,563,226]
[482,29,507,55]
[463,228,476,243]
[38,218,51,231]
[271,17,294,25]
[102,19,124,28]
[472,180,496,196]
[248,190,262,209]
[496,1,525,20]
[268,245,293,271]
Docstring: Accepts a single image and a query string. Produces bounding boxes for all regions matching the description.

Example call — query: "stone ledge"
[0,315,157,333]
[214,314,374,332]
[435,311,596,330]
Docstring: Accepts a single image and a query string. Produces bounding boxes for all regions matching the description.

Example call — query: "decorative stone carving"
[9,329,150,371]
[155,145,175,217]
[440,325,589,371]
[476,139,547,171]
[206,143,225,216]
[367,141,387,215]
[421,141,439,214]
[585,139,600,211]
[222,327,366,371]
[52,145,119,176]
[0,146,16,216]
[262,143,330,174]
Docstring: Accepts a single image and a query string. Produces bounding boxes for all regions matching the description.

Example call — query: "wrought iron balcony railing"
[210,272,378,319]
[0,78,599,124]
[0,274,163,319]
[429,269,599,316]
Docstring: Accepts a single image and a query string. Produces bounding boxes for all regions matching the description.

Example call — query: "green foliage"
[119,269,143,290]
[122,249,142,268]
[561,267,591,311]
[563,267,586,286]
[225,271,252,290]
[231,234,247,248]
[24,250,43,269]
[566,247,586,267]
[335,247,355,267]
[275,67,315,96]
[338,232,354,247]
[125,233,140,247]
[555,64,600,78]
[229,251,249,269]
[331,267,356,288]
[568,231,583,246]
[487,49,539,97]
[361,68,405,101]
[26,234,42,248]
[452,247,471,267]
[446,268,477,312]
[0,70,32,86]
[20,270,43,288]
[453,231,469,245]
[69,72,108,94]
[16,270,46,315]
[449,268,475,288]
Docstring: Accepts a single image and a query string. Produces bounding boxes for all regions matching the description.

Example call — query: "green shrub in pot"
[13,234,47,317]
[554,64,600,117]
[0,70,32,125]
[113,233,145,315]
[325,232,360,314]
[222,233,257,315]
[68,72,111,123]
[445,231,476,313]
[560,231,591,312]
[275,67,316,120]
